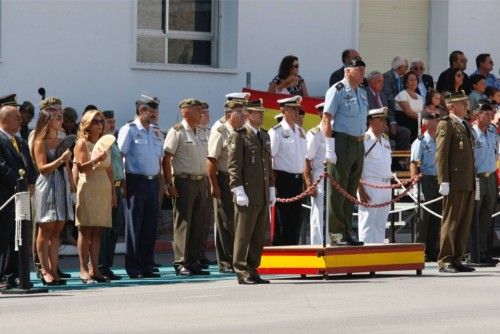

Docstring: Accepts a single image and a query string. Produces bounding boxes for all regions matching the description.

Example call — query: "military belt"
[477,172,495,178]
[333,131,364,142]
[114,180,124,187]
[126,173,158,181]
[174,173,206,181]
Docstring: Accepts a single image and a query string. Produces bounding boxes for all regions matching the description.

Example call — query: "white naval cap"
[274,113,283,122]
[225,92,250,101]
[315,102,325,111]
[277,95,302,107]
[367,107,388,118]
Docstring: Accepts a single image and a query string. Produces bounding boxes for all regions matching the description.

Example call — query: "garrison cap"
[367,107,388,119]
[138,93,160,110]
[40,96,62,110]
[444,90,468,103]
[277,95,302,107]
[102,110,115,118]
[345,57,366,68]
[0,94,20,107]
[246,98,265,111]
[473,99,494,114]
[178,98,203,109]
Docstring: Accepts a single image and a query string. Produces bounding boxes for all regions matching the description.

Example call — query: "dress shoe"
[439,265,459,273]
[252,276,270,284]
[142,272,160,278]
[479,256,498,265]
[238,277,259,285]
[191,268,210,276]
[196,262,209,270]
[199,257,218,266]
[219,267,235,274]
[345,236,364,246]
[454,263,475,272]
[92,275,110,283]
[57,268,71,279]
[175,266,193,276]
[103,272,122,280]
[128,273,143,279]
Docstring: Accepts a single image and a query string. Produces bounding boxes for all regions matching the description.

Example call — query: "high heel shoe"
[80,277,96,284]
[41,272,59,286]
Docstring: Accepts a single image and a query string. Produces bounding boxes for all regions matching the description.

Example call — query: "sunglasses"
[91,119,105,125]
[50,114,63,121]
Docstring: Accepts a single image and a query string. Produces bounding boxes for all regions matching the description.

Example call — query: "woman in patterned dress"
[268,55,309,97]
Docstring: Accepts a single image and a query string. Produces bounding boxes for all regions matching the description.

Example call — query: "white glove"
[325,137,337,164]
[71,192,77,205]
[438,182,449,196]
[232,186,249,207]
[269,186,276,206]
[412,184,425,201]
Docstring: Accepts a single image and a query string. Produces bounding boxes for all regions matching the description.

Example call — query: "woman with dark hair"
[74,110,115,283]
[32,97,75,286]
[395,70,424,141]
[450,68,465,94]
[268,55,309,96]
[424,89,446,116]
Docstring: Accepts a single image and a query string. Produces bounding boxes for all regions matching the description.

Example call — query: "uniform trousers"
[99,185,124,272]
[0,209,18,282]
[233,204,268,280]
[124,174,159,276]
[273,170,303,246]
[213,172,234,269]
[198,181,213,261]
[309,171,330,245]
[357,177,391,243]
[438,190,474,267]
[475,173,497,256]
[327,133,364,241]
[417,175,441,259]
[172,177,207,269]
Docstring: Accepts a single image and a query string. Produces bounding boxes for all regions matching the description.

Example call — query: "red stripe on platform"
[262,244,424,256]
[258,268,324,275]
[242,88,323,115]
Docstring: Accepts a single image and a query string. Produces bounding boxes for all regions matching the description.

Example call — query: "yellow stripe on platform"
[260,251,424,269]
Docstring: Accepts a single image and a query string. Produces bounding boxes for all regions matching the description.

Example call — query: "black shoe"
[103,272,122,280]
[252,276,270,284]
[192,268,210,276]
[238,277,259,285]
[439,265,459,273]
[175,266,193,276]
[196,262,209,270]
[345,237,364,246]
[479,256,497,265]
[57,268,71,279]
[219,267,235,274]
[92,275,110,283]
[199,258,218,266]
[56,279,67,286]
[455,263,475,272]
[153,267,160,273]
[128,273,143,279]
[142,272,160,278]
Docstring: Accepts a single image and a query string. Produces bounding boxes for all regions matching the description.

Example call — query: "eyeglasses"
[91,119,105,125]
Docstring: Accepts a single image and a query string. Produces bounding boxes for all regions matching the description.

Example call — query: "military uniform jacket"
[435,115,475,191]
[362,128,392,179]
[305,125,326,176]
[227,124,274,206]
[207,120,234,173]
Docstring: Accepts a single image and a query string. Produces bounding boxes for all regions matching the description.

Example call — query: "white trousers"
[310,172,330,245]
[357,178,391,243]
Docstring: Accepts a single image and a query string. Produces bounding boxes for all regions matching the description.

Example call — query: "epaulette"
[261,128,268,133]
[335,82,344,90]
[310,126,321,134]
[417,134,424,140]
[441,115,450,121]
[217,124,226,133]
[488,124,496,133]
[173,123,183,131]
[272,124,282,130]
[381,133,389,139]
[218,116,226,124]
[365,133,370,140]
[127,121,136,127]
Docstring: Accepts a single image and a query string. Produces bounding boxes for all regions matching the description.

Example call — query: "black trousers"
[0,209,18,282]
[99,186,124,272]
[273,170,303,246]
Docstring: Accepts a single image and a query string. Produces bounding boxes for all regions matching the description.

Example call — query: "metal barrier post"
[390,186,395,243]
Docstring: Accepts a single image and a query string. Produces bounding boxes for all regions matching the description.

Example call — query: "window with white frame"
[136,0,218,66]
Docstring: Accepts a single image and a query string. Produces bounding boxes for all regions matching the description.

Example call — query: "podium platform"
[258,243,425,278]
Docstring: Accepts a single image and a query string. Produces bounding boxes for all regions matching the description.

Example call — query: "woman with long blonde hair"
[74,110,115,283]
[32,97,75,285]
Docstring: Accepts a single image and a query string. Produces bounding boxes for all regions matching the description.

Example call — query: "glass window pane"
[138,0,163,30]
[168,0,211,32]
[137,36,165,63]
[167,39,211,65]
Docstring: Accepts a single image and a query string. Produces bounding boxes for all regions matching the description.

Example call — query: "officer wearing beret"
[269,95,307,245]
[357,107,392,243]
[117,94,164,278]
[322,57,368,245]
[304,102,328,245]
[228,98,275,284]
[0,94,37,289]
[163,98,210,276]
[471,100,498,264]
[206,93,247,273]
[410,111,441,261]
[435,91,476,273]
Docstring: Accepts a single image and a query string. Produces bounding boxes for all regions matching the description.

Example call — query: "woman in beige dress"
[74,110,116,283]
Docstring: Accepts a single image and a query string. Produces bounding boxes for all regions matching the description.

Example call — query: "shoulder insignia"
[310,126,321,134]
[127,121,136,127]
[272,124,282,130]
[365,134,370,140]
[488,125,497,133]
[218,116,226,124]
[381,133,389,139]
[217,124,226,133]
[173,123,183,131]
[441,115,450,121]
[236,127,247,133]
[335,82,344,91]
[417,135,424,140]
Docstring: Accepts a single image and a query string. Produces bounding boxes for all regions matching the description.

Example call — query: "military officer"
[471,100,498,264]
[117,94,164,279]
[410,111,441,261]
[269,95,307,245]
[321,57,368,245]
[206,92,247,273]
[357,107,392,243]
[435,90,476,273]
[228,98,275,284]
[304,102,329,245]
[163,98,209,276]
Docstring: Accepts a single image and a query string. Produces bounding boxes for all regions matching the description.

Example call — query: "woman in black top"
[268,55,309,97]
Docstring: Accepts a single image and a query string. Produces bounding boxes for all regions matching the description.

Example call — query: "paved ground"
[1,252,500,333]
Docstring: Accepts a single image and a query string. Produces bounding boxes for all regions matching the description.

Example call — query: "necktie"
[374,92,383,108]
[395,77,402,92]
[257,130,262,143]
[462,121,471,137]
[11,137,20,154]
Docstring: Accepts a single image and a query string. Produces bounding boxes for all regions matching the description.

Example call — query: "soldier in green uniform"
[435,90,476,273]
[228,99,275,284]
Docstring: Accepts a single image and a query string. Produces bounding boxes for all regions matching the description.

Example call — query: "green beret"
[178,98,202,109]
[40,96,62,110]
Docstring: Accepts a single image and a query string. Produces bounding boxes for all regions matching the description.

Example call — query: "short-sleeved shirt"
[305,125,326,178]
[110,141,124,181]
[362,128,392,179]
[472,123,498,174]
[207,121,235,173]
[410,131,437,176]
[323,79,368,137]
[269,120,307,174]
[472,70,500,89]
[271,75,305,96]
[117,118,164,175]
[163,119,208,175]
[395,90,424,114]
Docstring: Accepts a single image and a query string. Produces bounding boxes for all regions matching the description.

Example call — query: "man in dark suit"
[436,50,471,94]
[367,71,411,150]
[0,94,37,288]
[383,56,409,114]
[329,49,360,87]
[410,58,434,101]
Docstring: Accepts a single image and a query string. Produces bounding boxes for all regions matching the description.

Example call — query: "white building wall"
[0,0,356,130]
